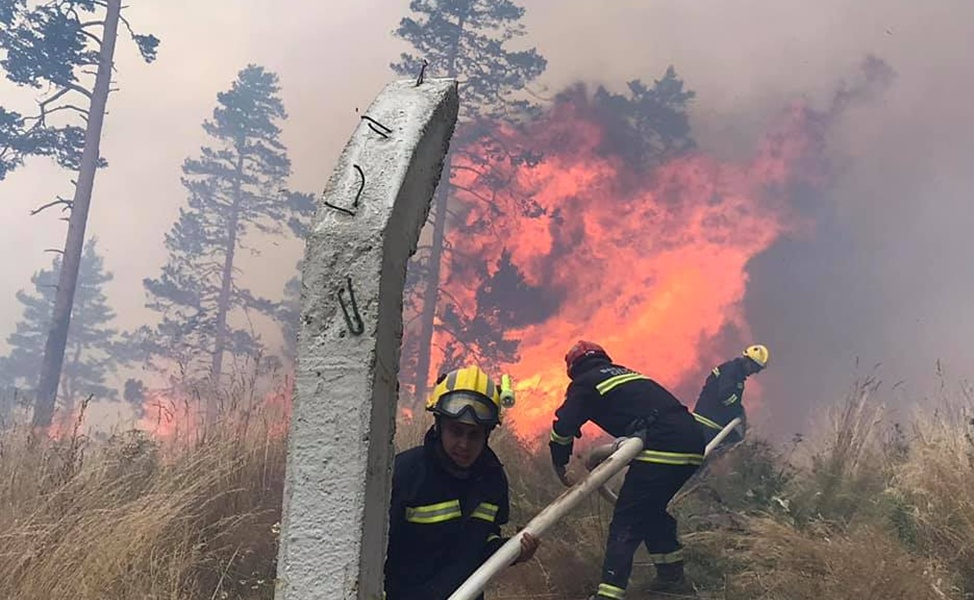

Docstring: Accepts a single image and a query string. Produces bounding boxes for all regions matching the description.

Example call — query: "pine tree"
[392,0,547,399]
[592,66,697,168]
[275,190,315,365]
[438,251,553,374]
[0,0,159,426]
[142,65,295,411]
[0,238,120,417]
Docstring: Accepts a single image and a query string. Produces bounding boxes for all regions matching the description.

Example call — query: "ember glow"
[430,94,830,445]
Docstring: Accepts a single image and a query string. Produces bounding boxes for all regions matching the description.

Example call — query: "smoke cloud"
[0,0,970,437]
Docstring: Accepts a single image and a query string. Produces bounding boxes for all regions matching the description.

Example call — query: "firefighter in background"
[549,341,705,599]
[692,344,770,447]
[384,366,539,600]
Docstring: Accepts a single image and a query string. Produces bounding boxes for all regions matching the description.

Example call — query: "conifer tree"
[392,0,547,397]
[0,239,120,416]
[142,65,295,412]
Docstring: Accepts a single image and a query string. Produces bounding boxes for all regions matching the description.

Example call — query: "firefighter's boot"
[647,561,696,597]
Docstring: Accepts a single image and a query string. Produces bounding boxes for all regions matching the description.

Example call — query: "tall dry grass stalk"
[0,399,286,600]
[786,375,897,525]
[693,518,954,600]
[890,390,974,589]
[1,373,972,599]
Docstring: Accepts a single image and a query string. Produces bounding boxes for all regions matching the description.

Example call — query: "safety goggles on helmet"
[432,390,500,427]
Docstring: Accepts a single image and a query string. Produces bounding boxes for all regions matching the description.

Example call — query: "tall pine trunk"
[58,341,83,424]
[413,181,450,401]
[32,0,121,428]
[412,13,464,403]
[209,153,244,420]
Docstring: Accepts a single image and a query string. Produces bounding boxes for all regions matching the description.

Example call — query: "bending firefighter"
[384,366,539,600]
[692,344,770,447]
[549,341,706,599]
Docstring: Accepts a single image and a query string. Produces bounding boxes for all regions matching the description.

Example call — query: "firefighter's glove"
[624,410,658,443]
[549,439,572,469]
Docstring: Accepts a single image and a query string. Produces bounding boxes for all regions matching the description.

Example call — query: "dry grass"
[694,518,953,600]
[0,377,972,599]
[889,391,974,591]
[0,398,286,600]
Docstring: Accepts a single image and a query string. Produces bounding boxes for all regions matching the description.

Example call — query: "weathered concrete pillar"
[275,78,459,600]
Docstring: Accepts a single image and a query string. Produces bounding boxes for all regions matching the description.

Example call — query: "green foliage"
[0,106,85,179]
[0,239,123,408]
[592,66,697,168]
[393,0,549,392]
[275,191,314,365]
[438,251,553,373]
[391,0,547,120]
[141,65,296,381]
[0,0,158,180]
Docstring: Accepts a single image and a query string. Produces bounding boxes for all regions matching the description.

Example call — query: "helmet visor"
[435,391,499,426]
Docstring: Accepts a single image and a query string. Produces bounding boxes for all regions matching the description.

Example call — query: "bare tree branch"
[65,82,94,101]
[78,28,103,46]
[452,163,488,178]
[452,183,494,205]
[118,12,136,38]
[44,104,91,121]
[30,197,74,216]
[27,86,75,126]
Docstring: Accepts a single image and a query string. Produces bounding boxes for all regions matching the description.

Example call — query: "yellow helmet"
[743,344,770,368]
[426,366,504,428]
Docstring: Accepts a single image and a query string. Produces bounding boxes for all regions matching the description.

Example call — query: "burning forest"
[402,56,894,445]
[1,0,972,598]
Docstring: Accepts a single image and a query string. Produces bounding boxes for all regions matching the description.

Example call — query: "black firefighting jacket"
[549,356,705,468]
[384,426,510,600]
[692,357,749,433]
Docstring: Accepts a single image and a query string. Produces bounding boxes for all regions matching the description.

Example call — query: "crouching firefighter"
[384,366,539,600]
[692,344,770,448]
[550,341,706,599]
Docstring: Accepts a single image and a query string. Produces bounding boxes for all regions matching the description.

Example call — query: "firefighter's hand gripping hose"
[445,417,743,600]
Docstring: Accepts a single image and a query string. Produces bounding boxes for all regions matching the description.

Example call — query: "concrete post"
[275,78,459,600]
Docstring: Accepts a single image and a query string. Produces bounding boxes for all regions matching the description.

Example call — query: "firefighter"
[549,341,705,599]
[384,365,539,600]
[691,344,770,447]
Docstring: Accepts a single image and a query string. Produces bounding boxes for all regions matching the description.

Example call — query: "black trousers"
[599,460,699,593]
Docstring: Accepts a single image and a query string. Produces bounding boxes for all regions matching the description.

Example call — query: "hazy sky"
[1,0,971,434]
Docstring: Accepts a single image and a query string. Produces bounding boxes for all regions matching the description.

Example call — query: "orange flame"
[427,95,827,445]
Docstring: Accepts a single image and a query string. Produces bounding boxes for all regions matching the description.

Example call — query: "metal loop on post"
[323,164,366,216]
[337,277,364,336]
[415,58,429,86]
[361,115,392,139]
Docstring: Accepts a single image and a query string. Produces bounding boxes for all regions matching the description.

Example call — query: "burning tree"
[391,0,547,401]
[590,66,697,169]
[436,251,556,374]
[0,238,123,421]
[141,65,303,414]
[0,0,159,427]
[439,71,700,374]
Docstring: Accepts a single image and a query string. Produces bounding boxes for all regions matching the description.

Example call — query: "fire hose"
[587,416,743,502]
[446,417,743,600]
